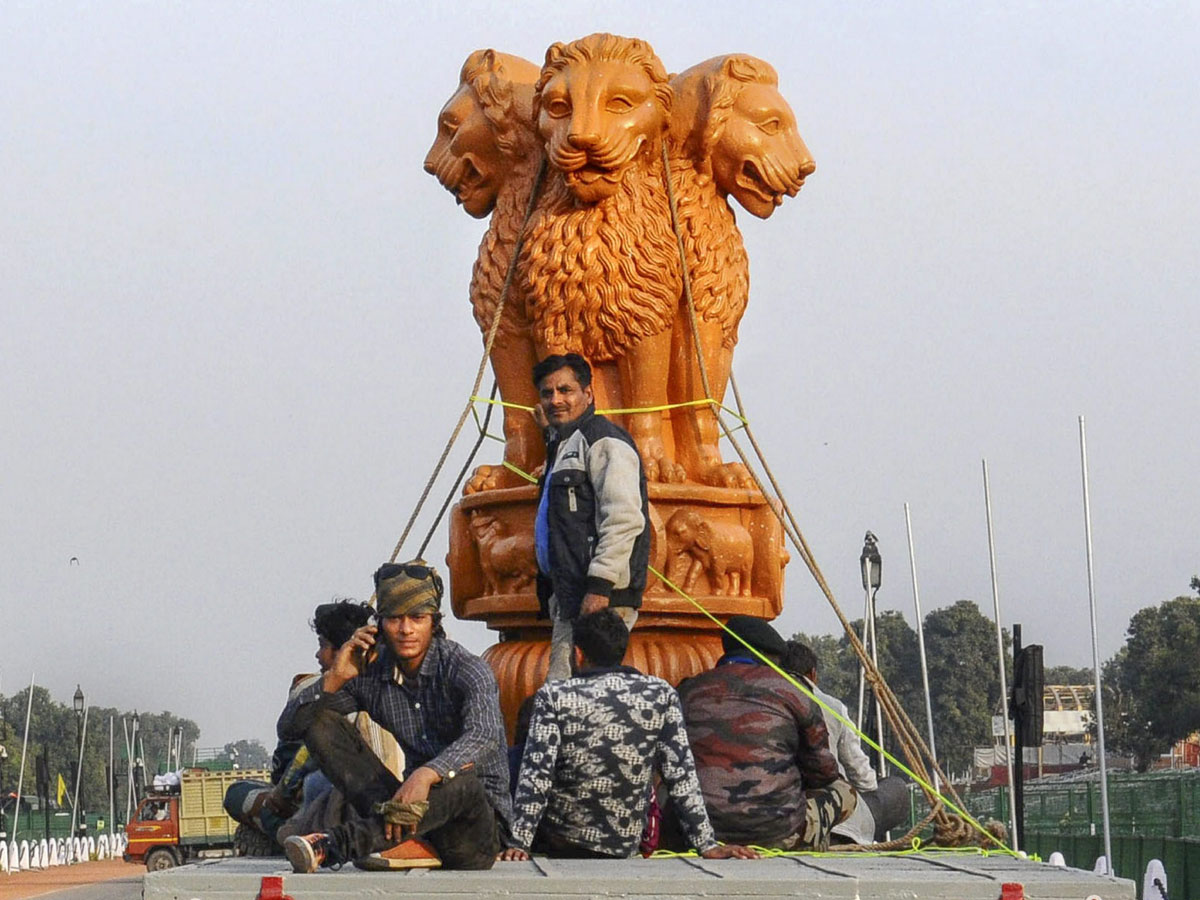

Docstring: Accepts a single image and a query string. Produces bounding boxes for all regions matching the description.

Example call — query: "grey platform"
[144,853,1135,899]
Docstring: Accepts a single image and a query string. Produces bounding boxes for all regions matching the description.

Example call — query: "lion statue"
[517,33,685,483]
[424,49,547,492]
[664,54,815,486]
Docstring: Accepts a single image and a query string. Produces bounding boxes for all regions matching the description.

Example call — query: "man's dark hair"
[532,353,592,389]
[311,598,372,648]
[782,640,819,679]
[573,609,629,668]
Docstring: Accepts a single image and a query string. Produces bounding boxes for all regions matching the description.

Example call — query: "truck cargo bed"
[144,851,1134,899]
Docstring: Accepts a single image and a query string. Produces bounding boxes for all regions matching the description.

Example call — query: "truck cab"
[124,795,182,870]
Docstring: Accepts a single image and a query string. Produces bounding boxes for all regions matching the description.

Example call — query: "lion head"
[670,54,814,219]
[533,33,673,203]
[423,49,540,218]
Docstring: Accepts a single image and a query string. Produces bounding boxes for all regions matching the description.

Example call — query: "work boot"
[354,838,442,871]
[284,833,337,873]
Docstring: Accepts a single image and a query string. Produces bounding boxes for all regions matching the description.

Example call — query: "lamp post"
[131,710,141,808]
[0,742,8,840]
[74,684,85,832]
[859,532,886,776]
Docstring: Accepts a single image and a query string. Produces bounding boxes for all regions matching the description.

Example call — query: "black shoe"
[284,833,335,873]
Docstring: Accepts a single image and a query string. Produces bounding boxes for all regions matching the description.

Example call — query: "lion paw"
[644,455,687,484]
[702,462,754,490]
[464,464,529,495]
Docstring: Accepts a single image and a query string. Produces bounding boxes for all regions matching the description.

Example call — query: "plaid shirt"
[278,637,513,838]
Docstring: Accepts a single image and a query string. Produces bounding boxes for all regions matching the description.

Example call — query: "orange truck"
[123,767,270,870]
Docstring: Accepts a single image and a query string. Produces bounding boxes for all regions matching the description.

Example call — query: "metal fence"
[966,772,1200,839]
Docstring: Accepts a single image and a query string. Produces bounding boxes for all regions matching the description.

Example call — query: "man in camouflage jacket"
[678,616,857,851]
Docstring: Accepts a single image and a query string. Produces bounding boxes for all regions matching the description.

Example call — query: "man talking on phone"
[277,561,513,871]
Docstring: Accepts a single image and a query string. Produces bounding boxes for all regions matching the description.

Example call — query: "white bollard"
[39,839,49,865]
[1093,855,1109,875]
[97,834,109,859]
[1048,851,1066,867]
[87,836,96,859]
[1143,859,1168,899]
[18,840,30,871]
[9,842,19,872]
[0,841,8,873]
[30,842,42,870]
[48,839,59,866]
[56,838,66,865]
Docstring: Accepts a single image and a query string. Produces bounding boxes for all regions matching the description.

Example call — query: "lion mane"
[519,34,680,362]
[667,159,749,348]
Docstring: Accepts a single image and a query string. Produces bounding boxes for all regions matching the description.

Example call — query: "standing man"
[533,353,651,681]
[678,616,856,852]
[278,562,512,871]
[501,610,755,861]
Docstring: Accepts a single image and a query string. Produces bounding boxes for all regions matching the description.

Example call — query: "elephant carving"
[468,510,537,596]
[664,508,753,596]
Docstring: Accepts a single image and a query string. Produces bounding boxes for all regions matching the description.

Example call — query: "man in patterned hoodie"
[678,616,857,851]
[500,610,756,861]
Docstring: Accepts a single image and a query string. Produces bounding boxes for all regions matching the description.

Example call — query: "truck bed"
[145,851,1134,899]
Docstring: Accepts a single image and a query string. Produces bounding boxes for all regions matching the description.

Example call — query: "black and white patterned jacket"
[511,666,717,857]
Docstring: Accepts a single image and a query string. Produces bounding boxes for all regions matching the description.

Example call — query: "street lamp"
[860,530,882,592]
[74,684,85,832]
[857,532,886,775]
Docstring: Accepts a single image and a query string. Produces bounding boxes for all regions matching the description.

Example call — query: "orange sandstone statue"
[434,35,810,734]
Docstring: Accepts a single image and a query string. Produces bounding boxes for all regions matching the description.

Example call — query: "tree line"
[792,577,1200,776]
[0,686,199,816]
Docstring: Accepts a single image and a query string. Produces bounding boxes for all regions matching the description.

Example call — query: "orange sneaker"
[354,837,442,871]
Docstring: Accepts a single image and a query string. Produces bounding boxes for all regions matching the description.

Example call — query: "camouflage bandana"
[374,561,443,618]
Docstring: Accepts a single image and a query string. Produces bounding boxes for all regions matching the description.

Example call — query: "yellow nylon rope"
[468,394,749,426]
[485,448,1011,854]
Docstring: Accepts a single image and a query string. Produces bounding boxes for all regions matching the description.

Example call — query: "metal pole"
[856,586,870,730]
[108,717,115,836]
[70,705,89,839]
[1079,416,1113,871]
[122,718,133,823]
[1012,623,1026,850]
[982,459,1019,850]
[867,588,886,775]
[905,503,940,792]
[11,674,35,845]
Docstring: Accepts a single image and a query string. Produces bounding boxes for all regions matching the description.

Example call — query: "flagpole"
[983,459,1019,849]
[905,503,940,792]
[108,716,115,836]
[1079,416,1113,870]
[10,674,36,846]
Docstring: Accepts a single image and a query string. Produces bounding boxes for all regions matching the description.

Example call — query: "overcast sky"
[1,2,1197,752]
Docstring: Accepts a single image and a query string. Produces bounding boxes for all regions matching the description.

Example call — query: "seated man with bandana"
[278,561,513,871]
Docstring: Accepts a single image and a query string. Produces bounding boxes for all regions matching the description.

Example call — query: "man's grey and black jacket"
[535,405,650,621]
